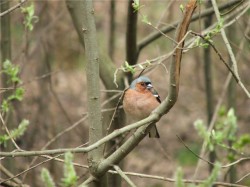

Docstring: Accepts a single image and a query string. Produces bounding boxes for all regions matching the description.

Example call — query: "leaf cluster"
[1,60,24,113]
[0,119,29,146]
[41,152,78,187]
[21,3,39,31]
[194,107,250,161]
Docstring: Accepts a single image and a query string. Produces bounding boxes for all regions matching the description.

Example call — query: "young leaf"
[41,168,56,187]
[62,152,78,187]
[175,167,184,187]
[179,4,184,13]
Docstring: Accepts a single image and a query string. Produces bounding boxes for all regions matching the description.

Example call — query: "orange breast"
[123,89,159,121]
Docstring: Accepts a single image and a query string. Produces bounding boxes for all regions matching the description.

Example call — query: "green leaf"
[41,168,56,187]
[233,134,250,150]
[199,162,220,187]
[175,167,184,187]
[179,4,184,13]
[1,99,10,113]
[123,61,135,74]
[3,59,21,84]
[10,119,29,139]
[132,0,140,11]
[8,88,25,101]
[0,119,29,145]
[21,3,39,31]
[142,15,151,25]
[194,119,214,151]
[62,152,78,187]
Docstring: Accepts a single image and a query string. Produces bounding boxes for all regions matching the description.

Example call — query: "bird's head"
[130,76,153,91]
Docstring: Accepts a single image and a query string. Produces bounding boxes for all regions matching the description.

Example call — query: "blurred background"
[1,0,250,186]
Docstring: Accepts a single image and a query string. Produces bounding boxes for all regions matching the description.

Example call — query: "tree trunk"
[81,0,105,186]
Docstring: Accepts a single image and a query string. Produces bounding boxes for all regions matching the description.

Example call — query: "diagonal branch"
[211,0,250,98]
[113,165,137,187]
[0,0,26,17]
[138,0,243,54]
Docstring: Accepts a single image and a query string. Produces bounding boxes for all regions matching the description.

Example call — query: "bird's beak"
[146,83,153,89]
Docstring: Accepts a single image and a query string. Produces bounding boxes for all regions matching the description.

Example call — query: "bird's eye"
[140,82,145,86]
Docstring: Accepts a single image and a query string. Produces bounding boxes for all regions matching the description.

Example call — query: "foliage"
[1,60,24,113]
[194,108,250,162]
[21,3,39,31]
[174,163,220,187]
[0,60,29,146]
[195,18,224,48]
[123,61,136,74]
[199,162,220,187]
[194,108,236,152]
[0,119,29,146]
[41,152,78,187]
[41,168,56,187]
[62,152,78,187]
[132,0,144,12]
[175,167,184,187]
[179,4,185,13]
[3,59,22,84]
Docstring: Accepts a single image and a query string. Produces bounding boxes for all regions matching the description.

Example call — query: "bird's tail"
[149,124,160,138]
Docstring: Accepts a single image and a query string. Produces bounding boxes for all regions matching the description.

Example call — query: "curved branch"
[94,0,198,178]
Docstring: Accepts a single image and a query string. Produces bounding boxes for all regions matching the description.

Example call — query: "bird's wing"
[149,88,161,103]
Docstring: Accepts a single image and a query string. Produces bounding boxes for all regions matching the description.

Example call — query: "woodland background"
[0,0,250,187]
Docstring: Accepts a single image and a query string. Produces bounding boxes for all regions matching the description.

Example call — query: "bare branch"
[138,0,244,53]
[211,0,250,97]
[108,170,248,187]
[0,114,161,157]
[0,0,26,17]
[113,165,137,187]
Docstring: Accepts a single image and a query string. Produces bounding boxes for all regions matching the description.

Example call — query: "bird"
[123,76,161,138]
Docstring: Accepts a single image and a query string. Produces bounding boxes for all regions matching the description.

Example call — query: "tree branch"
[66,0,124,90]
[126,0,138,67]
[137,0,243,53]
[0,0,26,17]
[113,165,137,187]
[211,0,250,98]
[94,0,197,178]
[81,0,104,179]
[0,114,161,157]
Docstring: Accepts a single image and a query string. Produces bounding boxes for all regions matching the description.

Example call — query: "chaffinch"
[123,76,161,138]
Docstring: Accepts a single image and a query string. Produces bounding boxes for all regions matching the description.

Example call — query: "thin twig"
[108,170,247,187]
[211,0,250,98]
[0,112,161,157]
[220,0,244,16]
[236,172,250,184]
[0,165,22,185]
[0,0,26,17]
[0,155,58,184]
[80,175,96,186]
[138,0,243,52]
[113,165,137,187]
[177,135,250,169]
[193,73,232,178]
[0,113,21,150]
[191,31,239,82]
